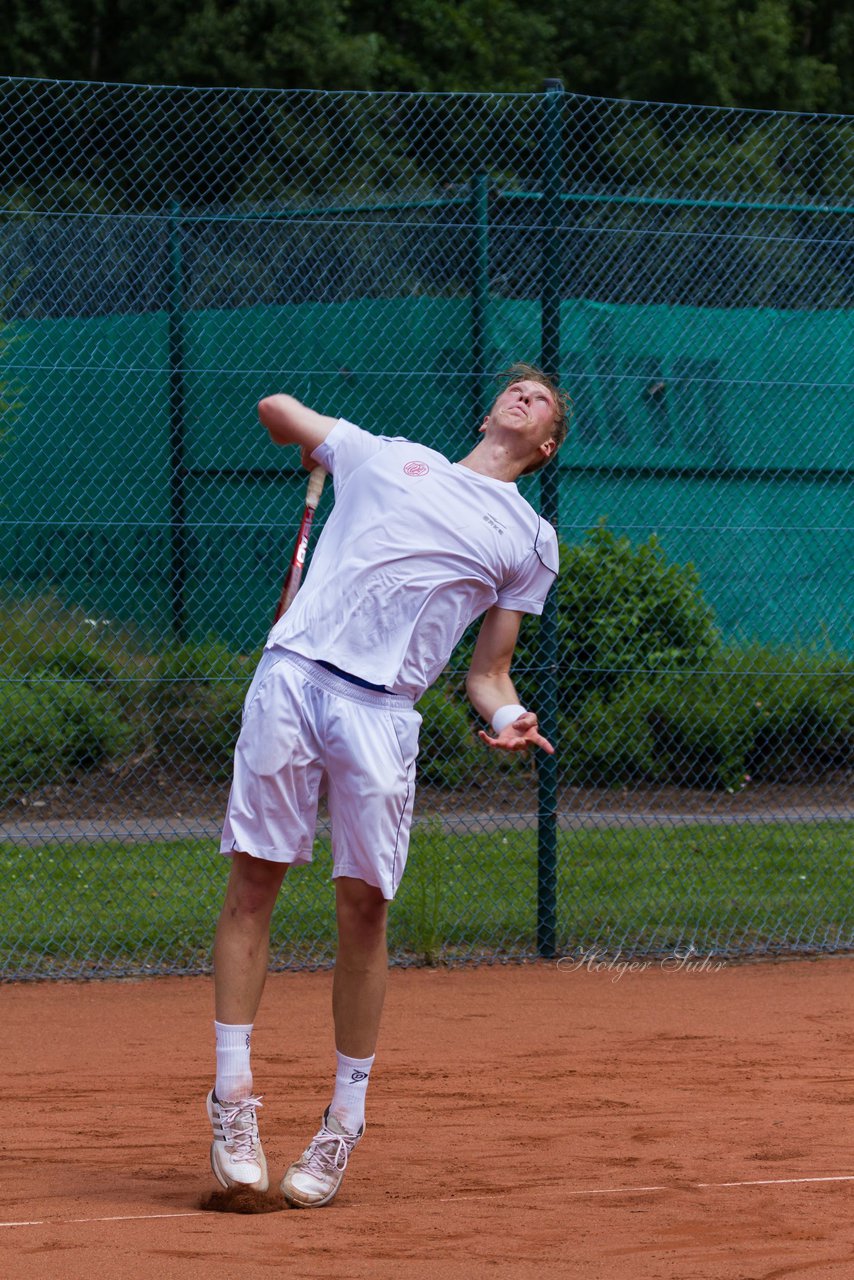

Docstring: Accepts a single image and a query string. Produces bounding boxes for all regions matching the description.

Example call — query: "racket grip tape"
[305,466,327,509]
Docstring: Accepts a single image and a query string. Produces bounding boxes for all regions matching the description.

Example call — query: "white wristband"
[491,703,528,735]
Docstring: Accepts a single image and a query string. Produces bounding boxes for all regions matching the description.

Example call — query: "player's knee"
[336,879,388,939]
[227,852,285,917]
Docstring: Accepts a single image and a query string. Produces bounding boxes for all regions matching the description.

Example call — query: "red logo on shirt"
[403,461,429,477]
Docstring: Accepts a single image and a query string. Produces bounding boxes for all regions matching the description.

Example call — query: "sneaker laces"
[219,1095,263,1164]
[300,1120,360,1176]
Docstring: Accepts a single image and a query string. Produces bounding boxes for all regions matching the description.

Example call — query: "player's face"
[485,380,558,460]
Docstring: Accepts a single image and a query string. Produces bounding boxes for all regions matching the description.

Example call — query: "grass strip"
[0,821,850,977]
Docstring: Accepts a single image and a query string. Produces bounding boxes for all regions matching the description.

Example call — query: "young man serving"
[207,364,569,1207]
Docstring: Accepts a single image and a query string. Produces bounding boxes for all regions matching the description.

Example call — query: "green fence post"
[537,79,564,958]
[471,172,490,421]
[167,200,188,642]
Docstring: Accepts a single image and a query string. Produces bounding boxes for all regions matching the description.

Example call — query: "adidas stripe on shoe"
[206,1089,269,1192]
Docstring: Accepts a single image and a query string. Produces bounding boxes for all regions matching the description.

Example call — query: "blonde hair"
[491,363,572,474]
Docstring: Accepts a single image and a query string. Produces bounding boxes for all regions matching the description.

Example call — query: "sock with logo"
[214,1020,254,1102]
[329,1050,375,1133]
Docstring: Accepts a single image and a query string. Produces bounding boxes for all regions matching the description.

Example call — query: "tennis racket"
[272,466,327,623]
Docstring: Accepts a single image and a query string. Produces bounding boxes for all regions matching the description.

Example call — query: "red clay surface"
[6,958,854,1280]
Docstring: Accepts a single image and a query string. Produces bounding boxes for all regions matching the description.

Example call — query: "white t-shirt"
[266,419,559,700]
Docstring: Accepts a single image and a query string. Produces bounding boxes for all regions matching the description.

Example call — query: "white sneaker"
[206,1090,269,1192]
[281,1108,364,1208]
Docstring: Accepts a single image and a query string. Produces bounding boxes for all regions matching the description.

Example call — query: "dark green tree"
[548,0,850,111]
[347,0,556,91]
[0,0,379,87]
[0,0,849,112]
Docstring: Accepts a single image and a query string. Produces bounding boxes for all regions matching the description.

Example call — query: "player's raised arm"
[465,606,554,754]
[258,394,338,467]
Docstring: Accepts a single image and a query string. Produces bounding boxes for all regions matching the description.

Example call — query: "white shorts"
[220,649,421,900]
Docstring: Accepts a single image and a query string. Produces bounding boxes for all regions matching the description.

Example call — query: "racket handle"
[271,467,328,625]
[305,466,327,509]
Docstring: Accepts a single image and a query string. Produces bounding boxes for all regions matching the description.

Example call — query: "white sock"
[329,1051,375,1133]
[214,1021,254,1101]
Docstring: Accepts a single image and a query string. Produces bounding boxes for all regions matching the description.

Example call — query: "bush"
[559,685,656,786]
[0,676,132,801]
[0,590,142,672]
[416,683,499,788]
[149,639,257,777]
[644,675,757,791]
[649,643,853,789]
[501,521,722,716]
[557,642,853,791]
[737,644,853,781]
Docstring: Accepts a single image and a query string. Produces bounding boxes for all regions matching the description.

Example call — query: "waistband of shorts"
[273,649,415,710]
[315,659,389,693]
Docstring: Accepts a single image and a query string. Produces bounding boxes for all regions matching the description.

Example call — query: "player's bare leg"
[282,875,388,1208]
[207,851,286,1192]
[332,875,389,1058]
[213,851,287,1024]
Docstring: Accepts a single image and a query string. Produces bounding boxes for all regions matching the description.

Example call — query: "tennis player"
[207,364,569,1207]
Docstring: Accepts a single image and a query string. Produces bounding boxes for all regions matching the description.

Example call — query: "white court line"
[2,1176,853,1228]
[437,1172,854,1204]
[699,1175,854,1189]
[0,1211,204,1228]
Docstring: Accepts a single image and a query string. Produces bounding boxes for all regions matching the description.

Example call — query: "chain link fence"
[1,78,851,979]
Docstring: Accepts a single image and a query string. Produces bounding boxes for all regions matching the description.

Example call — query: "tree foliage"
[548,0,852,111]
[0,0,850,112]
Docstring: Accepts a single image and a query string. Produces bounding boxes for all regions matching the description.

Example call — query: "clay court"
[6,957,853,1279]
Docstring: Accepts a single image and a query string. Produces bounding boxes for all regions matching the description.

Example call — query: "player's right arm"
[258,395,337,469]
[466,606,554,754]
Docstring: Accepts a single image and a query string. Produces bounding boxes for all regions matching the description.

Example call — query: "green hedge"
[149,639,254,778]
[512,520,722,711]
[0,676,133,800]
[560,644,852,791]
[1,527,851,801]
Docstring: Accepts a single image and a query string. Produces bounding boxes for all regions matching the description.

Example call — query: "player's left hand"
[478,712,554,754]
